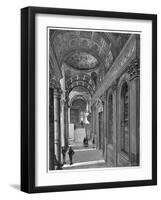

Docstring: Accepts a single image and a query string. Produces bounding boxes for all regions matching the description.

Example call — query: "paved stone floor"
[62,141,107,170]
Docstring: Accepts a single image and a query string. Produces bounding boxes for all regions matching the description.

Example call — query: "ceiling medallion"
[66,52,99,70]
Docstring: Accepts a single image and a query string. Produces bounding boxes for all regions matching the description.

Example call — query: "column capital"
[49,77,61,89]
[93,100,97,108]
[111,80,118,91]
[100,93,106,105]
[65,92,69,102]
[64,101,70,109]
[53,88,62,98]
[127,58,140,80]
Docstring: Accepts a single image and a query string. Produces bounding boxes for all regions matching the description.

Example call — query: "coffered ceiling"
[49,29,131,95]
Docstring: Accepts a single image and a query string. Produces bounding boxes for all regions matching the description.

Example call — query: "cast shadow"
[10,184,20,191]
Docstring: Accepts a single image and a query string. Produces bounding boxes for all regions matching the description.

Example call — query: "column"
[91,105,94,140]
[91,104,97,145]
[60,98,65,148]
[60,64,66,149]
[64,101,69,148]
[93,105,97,145]
[103,93,107,160]
[68,106,75,144]
[128,58,140,166]
[53,88,61,164]
[49,87,54,170]
[68,107,70,124]
[95,102,99,149]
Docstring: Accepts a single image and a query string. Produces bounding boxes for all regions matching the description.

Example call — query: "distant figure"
[83,137,86,145]
[92,137,95,148]
[62,146,67,164]
[80,121,84,127]
[83,137,88,147]
[68,147,75,165]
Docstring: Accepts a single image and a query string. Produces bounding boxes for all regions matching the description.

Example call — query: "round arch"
[66,73,96,96]
[69,94,88,107]
[117,72,130,156]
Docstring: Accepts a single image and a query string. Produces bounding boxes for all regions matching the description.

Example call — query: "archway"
[69,95,90,143]
[120,82,129,155]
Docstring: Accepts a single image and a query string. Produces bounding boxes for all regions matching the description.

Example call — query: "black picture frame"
[21,6,157,193]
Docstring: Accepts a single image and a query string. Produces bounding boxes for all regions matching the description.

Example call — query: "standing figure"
[68,147,75,165]
[83,137,86,146]
[83,137,88,147]
[62,146,67,164]
[92,137,95,148]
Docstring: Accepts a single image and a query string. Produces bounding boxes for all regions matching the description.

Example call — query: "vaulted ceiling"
[49,29,130,96]
[50,30,125,71]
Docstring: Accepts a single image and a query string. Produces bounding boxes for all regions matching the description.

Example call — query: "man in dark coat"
[68,147,75,165]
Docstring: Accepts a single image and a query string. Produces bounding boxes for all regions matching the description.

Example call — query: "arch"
[117,78,130,156]
[67,85,93,96]
[66,73,96,96]
[117,72,130,92]
[108,92,113,144]
[105,86,115,152]
[120,82,129,154]
[66,73,96,87]
[71,98,87,111]
[66,79,95,92]
[69,94,88,107]
[117,72,130,157]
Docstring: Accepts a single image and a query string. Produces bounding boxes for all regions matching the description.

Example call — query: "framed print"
[21,6,157,193]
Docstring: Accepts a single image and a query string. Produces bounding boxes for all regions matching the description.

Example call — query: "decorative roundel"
[66,52,99,70]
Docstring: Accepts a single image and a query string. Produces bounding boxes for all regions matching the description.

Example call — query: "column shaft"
[60,99,65,148]
[49,87,54,170]
[64,103,69,147]
[53,89,61,164]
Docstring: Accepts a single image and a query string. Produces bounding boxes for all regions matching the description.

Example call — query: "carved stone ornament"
[49,77,61,89]
[100,93,106,104]
[111,80,118,91]
[127,58,140,80]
